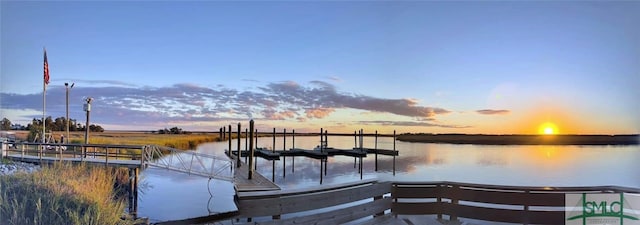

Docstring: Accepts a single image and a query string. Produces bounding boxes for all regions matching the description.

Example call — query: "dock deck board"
[230,153,280,192]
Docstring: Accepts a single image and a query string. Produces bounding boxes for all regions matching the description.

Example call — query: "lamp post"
[83,97,93,144]
[65,82,74,144]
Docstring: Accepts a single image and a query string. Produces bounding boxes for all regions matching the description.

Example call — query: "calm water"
[137,136,640,222]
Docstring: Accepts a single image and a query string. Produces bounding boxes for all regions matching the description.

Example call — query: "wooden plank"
[237,182,391,218]
[232,155,280,192]
[392,202,443,215]
[355,214,406,225]
[256,197,392,225]
[392,185,442,198]
[238,179,378,199]
[394,181,640,193]
[454,188,566,206]
[393,184,565,206]
[445,204,565,224]
[392,202,564,224]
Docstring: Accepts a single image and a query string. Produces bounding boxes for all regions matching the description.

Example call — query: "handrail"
[391,181,640,224]
[142,145,234,181]
[393,181,640,193]
[227,181,640,224]
[18,142,143,149]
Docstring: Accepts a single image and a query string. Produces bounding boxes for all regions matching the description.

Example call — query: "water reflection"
[136,136,640,222]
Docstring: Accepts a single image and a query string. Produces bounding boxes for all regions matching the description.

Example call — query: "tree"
[88,124,104,132]
[170,127,183,134]
[54,117,66,131]
[1,118,11,130]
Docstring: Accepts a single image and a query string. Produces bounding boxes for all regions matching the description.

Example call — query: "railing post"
[106,147,109,164]
[450,184,459,222]
[437,184,443,220]
[524,190,530,224]
[374,194,384,217]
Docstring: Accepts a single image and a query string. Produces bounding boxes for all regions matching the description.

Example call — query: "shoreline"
[0,160,40,175]
[396,134,639,145]
[8,130,639,146]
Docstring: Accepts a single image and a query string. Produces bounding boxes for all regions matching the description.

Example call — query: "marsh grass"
[0,162,133,225]
[48,131,221,150]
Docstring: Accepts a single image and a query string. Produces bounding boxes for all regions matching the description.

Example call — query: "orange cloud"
[305,108,335,119]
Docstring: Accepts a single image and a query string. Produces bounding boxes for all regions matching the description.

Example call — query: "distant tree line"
[1,117,104,141]
[155,127,190,134]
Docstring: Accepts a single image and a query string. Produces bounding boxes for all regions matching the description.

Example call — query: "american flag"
[44,49,49,85]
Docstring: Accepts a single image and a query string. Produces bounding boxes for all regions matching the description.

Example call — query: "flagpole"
[42,47,47,143]
[43,77,46,143]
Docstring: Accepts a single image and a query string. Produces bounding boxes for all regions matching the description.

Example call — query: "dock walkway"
[229,153,280,192]
[5,154,141,168]
[237,147,398,161]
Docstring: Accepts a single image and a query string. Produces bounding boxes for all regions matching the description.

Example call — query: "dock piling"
[320,128,324,152]
[248,120,254,180]
[228,125,232,157]
[255,129,258,171]
[319,158,323,184]
[272,128,276,181]
[393,130,396,176]
[283,129,286,178]
[375,130,378,171]
[292,129,295,173]
[245,128,248,163]
[237,123,241,168]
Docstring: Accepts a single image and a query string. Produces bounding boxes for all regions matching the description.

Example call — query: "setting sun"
[539,122,558,135]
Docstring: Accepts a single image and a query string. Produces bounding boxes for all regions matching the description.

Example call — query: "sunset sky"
[1,1,639,134]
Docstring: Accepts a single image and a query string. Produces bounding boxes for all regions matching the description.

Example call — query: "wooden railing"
[3,142,144,167]
[205,181,640,225]
[235,179,391,224]
[391,181,640,224]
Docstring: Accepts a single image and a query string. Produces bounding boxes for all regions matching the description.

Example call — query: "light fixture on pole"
[83,97,93,144]
[65,82,74,144]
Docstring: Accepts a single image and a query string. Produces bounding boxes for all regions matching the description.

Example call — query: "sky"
[1,1,639,134]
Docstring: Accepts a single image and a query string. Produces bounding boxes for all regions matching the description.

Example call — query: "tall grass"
[70,133,220,150]
[0,162,133,225]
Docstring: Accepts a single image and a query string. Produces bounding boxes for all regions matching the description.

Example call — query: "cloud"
[476,109,510,115]
[356,121,471,128]
[1,80,455,129]
[261,80,450,118]
[324,76,342,82]
[54,79,139,87]
[304,108,335,119]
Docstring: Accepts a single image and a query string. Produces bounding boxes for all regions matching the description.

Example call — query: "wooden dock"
[5,154,142,168]
[236,147,398,160]
[229,153,280,192]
